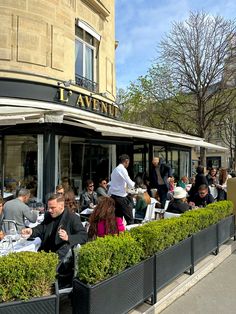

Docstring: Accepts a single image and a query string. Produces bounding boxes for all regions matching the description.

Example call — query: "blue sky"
[115,0,236,89]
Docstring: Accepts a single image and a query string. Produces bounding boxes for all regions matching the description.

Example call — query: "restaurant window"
[133,144,148,179]
[75,25,98,92]
[153,146,166,161]
[179,150,190,178]
[58,136,113,195]
[3,135,43,201]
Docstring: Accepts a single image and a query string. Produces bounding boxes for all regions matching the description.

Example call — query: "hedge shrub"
[0,251,58,302]
[76,200,234,285]
[75,232,143,284]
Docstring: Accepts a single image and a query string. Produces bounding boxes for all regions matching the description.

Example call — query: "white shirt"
[108,163,135,197]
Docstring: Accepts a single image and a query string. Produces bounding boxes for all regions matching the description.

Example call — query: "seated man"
[80,179,98,211]
[3,188,38,231]
[167,187,191,214]
[21,193,87,260]
[190,184,215,208]
[96,178,109,198]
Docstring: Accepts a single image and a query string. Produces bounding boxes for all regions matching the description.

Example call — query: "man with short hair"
[21,193,87,259]
[108,154,135,224]
[4,188,38,231]
[191,184,215,207]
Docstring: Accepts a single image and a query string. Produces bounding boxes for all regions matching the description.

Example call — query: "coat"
[31,208,87,256]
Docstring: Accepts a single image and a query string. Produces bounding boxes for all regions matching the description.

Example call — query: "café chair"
[155,200,170,219]
[2,219,18,234]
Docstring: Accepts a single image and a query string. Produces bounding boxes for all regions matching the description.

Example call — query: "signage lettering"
[58,87,119,118]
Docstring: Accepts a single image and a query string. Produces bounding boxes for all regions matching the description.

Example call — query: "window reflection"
[4,135,38,198]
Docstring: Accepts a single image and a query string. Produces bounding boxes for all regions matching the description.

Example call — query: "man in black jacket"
[190,184,215,208]
[150,157,173,207]
[21,193,87,260]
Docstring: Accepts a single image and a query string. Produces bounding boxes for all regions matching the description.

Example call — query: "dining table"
[0,235,42,256]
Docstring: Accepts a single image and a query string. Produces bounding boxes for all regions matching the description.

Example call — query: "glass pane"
[58,137,111,196]
[153,145,166,160]
[171,150,179,179]
[4,135,38,199]
[75,26,83,40]
[179,151,190,178]
[75,40,83,76]
[85,32,93,45]
[85,46,93,80]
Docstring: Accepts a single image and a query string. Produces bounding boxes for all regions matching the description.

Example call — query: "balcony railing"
[75,74,98,93]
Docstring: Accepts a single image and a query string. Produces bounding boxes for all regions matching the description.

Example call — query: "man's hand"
[58,228,69,241]
[21,228,32,238]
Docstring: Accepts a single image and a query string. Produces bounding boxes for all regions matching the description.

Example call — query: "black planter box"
[217,215,235,246]
[72,256,155,314]
[0,282,59,314]
[155,236,193,293]
[192,223,218,264]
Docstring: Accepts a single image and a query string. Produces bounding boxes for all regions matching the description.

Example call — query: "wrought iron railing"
[75,74,98,93]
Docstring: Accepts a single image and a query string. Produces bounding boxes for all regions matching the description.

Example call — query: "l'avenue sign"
[0,79,119,119]
[58,87,119,118]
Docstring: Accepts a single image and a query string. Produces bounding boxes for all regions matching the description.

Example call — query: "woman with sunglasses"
[79,179,98,211]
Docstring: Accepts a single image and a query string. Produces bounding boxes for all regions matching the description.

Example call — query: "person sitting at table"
[206,167,218,186]
[189,184,215,208]
[88,196,125,240]
[177,176,188,189]
[3,188,38,232]
[96,178,109,198]
[167,187,191,214]
[79,179,98,212]
[21,193,87,260]
[134,176,151,219]
[56,184,65,196]
[64,191,78,213]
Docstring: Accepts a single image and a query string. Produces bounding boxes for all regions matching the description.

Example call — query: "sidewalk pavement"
[161,251,236,314]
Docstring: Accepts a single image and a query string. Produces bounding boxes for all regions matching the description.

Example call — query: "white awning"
[65,118,227,151]
[0,97,228,151]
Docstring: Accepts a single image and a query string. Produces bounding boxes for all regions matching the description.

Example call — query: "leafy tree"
[121,12,236,165]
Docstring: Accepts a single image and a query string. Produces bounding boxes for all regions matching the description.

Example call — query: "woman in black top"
[188,166,208,201]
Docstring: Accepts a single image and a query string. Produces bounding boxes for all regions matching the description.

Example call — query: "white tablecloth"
[80,208,94,215]
[0,237,41,256]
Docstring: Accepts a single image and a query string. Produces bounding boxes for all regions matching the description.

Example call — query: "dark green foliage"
[0,251,58,302]
[75,233,143,285]
[76,201,233,285]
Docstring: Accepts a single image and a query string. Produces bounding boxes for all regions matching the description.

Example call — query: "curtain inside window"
[85,46,93,80]
[75,40,83,76]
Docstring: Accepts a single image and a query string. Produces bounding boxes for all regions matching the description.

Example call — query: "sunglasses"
[88,185,94,187]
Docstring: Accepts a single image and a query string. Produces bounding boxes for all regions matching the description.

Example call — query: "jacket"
[150,162,172,188]
[31,208,87,254]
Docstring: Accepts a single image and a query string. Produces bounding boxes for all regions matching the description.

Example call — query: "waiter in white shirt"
[108,154,135,225]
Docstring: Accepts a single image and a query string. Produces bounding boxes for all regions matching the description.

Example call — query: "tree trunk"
[199,147,206,167]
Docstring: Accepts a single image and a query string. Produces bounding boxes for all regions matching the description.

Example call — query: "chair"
[134,203,156,224]
[155,200,170,216]
[2,220,18,234]
[164,212,181,219]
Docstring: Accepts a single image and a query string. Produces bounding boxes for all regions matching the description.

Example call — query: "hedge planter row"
[0,282,59,314]
[73,214,235,314]
[73,256,154,314]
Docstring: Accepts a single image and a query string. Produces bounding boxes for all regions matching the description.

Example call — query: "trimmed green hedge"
[75,233,143,285]
[76,200,234,285]
[0,251,58,302]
